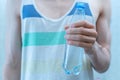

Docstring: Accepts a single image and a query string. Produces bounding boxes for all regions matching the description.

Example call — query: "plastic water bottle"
[63,2,86,75]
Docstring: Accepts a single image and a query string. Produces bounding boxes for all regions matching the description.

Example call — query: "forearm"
[3,51,21,80]
[85,42,111,73]
[3,63,21,80]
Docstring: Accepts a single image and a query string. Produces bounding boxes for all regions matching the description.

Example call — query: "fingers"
[65,34,96,43]
[66,27,97,37]
[64,21,97,48]
[65,20,95,29]
[67,40,93,48]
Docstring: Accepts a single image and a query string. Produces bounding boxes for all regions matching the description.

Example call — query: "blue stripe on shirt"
[22,2,92,19]
[22,5,42,19]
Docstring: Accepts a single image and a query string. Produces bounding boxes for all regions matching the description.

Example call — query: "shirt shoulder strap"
[21,0,33,5]
[76,0,89,3]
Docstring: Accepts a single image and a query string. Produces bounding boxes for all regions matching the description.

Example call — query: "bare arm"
[3,0,22,80]
[85,0,111,73]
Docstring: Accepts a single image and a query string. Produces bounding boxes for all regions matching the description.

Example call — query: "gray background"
[0,0,120,80]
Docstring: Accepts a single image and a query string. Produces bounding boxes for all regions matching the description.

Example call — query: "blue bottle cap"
[76,2,85,9]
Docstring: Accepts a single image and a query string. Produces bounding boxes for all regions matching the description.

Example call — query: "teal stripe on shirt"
[22,31,66,47]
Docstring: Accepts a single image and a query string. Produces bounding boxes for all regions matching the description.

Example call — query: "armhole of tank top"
[20,0,34,19]
[76,0,88,3]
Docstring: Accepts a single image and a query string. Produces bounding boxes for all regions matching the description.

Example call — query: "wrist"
[85,41,97,55]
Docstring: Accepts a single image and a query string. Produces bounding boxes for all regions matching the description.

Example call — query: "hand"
[64,21,98,49]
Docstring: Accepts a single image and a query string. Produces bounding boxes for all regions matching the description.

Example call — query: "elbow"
[95,64,110,73]
[3,55,21,72]
[94,58,111,73]
[96,48,111,73]
[4,58,21,70]
[3,59,21,80]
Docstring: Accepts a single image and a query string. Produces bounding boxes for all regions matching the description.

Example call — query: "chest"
[34,0,75,19]
[34,0,100,21]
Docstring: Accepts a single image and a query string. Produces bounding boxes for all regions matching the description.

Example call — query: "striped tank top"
[21,0,95,80]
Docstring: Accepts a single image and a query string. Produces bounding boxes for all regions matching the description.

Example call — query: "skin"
[3,0,111,80]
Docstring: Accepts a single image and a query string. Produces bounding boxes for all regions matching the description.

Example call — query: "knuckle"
[78,35,82,40]
[79,27,84,32]
[89,38,96,45]
[94,37,96,41]
[92,30,98,37]
[78,28,82,34]
[92,37,96,42]
[95,32,98,37]
[93,30,97,34]
[82,20,87,25]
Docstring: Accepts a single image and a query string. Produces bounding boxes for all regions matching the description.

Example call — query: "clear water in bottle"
[63,2,86,75]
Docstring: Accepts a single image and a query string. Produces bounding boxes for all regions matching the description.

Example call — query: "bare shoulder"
[98,0,111,5]
[98,0,111,22]
[88,0,102,22]
[98,0,111,12]
[89,0,111,23]
[6,0,22,16]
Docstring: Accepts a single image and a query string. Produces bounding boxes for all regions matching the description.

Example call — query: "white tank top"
[21,0,94,80]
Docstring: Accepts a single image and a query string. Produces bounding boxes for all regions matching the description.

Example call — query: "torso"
[19,0,102,80]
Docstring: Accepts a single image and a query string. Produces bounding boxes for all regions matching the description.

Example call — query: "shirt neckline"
[33,0,77,22]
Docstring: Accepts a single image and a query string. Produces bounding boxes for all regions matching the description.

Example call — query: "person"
[3,0,111,80]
